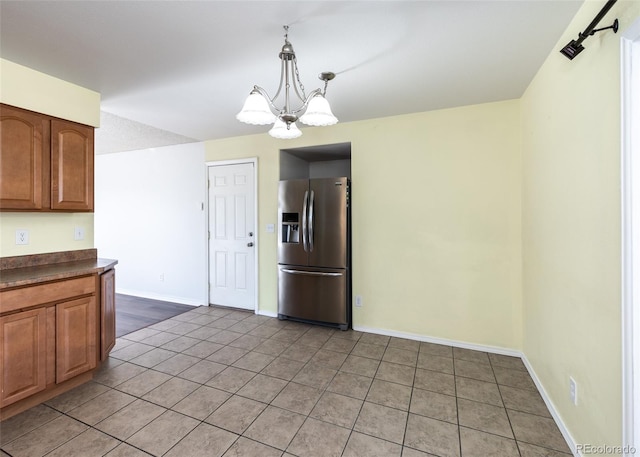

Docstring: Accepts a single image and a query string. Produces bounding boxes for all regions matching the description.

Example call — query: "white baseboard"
[521,355,579,457]
[352,324,522,357]
[116,288,204,307]
[352,324,577,456]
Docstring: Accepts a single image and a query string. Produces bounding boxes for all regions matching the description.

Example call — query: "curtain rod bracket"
[560,0,619,60]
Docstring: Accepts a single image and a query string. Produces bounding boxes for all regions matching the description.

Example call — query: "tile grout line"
[489,353,523,457]
[453,348,463,457]
[339,337,388,455]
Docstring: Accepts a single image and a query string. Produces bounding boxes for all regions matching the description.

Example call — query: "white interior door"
[208,162,256,310]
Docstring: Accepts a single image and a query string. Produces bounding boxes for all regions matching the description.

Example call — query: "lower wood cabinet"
[0,270,114,415]
[100,269,116,361]
[0,308,47,407]
[56,296,97,383]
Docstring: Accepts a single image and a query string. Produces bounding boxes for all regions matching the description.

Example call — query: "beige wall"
[0,59,100,127]
[0,59,100,257]
[521,0,640,449]
[206,99,523,350]
[0,213,95,257]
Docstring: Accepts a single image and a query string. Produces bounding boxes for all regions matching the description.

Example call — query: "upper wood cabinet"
[0,104,94,212]
[51,119,94,211]
[0,105,50,210]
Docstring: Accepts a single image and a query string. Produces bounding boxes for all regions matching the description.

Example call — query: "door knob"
[247,242,254,247]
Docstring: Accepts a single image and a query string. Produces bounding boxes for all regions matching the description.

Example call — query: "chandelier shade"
[298,94,338,126]
[236,91,276,125]
[236,25,337,139]
[269,119,302,139]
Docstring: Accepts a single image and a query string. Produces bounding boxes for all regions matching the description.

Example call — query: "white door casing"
[622,17,640,456]
[208,161,256,310]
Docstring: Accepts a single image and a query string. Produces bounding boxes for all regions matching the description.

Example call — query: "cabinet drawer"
[0,276,96,314]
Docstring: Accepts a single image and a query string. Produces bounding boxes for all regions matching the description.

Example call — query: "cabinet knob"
[247,242,254,247]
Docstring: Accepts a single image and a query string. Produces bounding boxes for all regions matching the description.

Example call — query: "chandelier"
[236,25,338,139]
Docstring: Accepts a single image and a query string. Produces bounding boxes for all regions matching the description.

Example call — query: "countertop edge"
[0,258,118,290]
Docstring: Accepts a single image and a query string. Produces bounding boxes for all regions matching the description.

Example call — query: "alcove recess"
[279,142,351,180]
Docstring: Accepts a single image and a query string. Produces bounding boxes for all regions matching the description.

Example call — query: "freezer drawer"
[278,266,348,329]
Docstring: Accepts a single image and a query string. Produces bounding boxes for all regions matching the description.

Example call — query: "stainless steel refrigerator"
[278,177,351,330]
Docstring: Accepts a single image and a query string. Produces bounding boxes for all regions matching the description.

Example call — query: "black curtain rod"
[560,0,619,60]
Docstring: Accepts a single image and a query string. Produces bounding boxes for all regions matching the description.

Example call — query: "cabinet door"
[0,104,50,210]
[100,269,116,360]
[56,296,97,383]
[50,119,94,211]
[0,308,47,407]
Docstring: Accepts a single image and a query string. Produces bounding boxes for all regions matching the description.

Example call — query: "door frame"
[205,158,259,314]
[621,17,640,455]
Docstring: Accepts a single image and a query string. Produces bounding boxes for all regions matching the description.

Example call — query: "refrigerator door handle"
[302,190,309,252]
[308,190,315,252]
[281,268,343,277]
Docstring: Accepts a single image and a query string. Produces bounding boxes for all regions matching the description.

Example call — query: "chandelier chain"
[292,57,307,100]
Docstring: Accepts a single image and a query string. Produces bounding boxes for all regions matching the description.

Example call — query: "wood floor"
[115,293,194,337]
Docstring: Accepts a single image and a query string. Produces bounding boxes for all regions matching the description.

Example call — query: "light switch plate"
[266,224,275,233]
[74,227,85,241]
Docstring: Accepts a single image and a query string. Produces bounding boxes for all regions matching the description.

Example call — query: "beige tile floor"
[0,306,573,457]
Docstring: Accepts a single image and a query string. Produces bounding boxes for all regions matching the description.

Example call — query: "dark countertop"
[0,250,118,290]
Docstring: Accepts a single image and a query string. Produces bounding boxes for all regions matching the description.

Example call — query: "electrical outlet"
[569,377,578,405]
[160,273,165,282]
[15,229,29,245]
[355,295,363,307]
[74,226,85,241]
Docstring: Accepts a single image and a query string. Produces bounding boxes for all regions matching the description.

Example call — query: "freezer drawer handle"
[281,268,343,277]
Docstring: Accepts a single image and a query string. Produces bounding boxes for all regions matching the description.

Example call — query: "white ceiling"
[0,0,583,148]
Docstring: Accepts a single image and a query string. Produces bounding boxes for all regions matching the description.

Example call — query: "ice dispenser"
[281,212,300,243]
